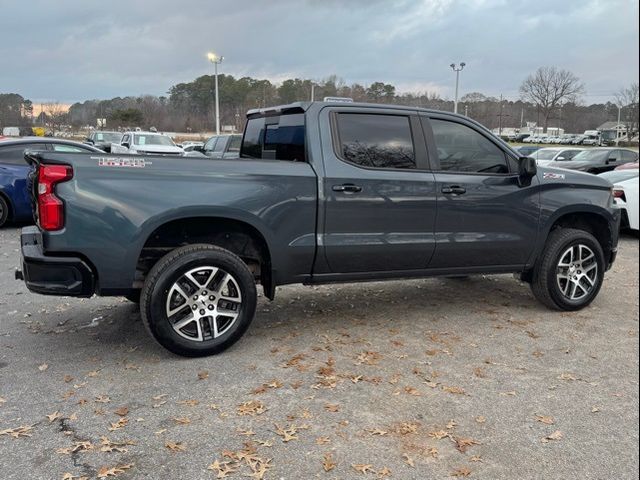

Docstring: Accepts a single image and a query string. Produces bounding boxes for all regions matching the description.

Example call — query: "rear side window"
[428,119,509,174]
[336,113,415,169]
[0,144,46,165]
[204,137,218,152]
[51,144,90,153]
[228,135,241,153]
[213,137,226,153]
[622,150,638,162]
[241,113,306,162]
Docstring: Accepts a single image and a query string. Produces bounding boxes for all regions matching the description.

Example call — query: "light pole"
[207,52,224,135]
[450,62,466,114]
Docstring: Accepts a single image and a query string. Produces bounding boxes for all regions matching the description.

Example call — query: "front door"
[422,115,540,269]
[320,108,437,273]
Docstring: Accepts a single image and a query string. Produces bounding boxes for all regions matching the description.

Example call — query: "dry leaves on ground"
[535,414,555,425]
[96,464,133,478]
[451,466,472,477]
[542,430,563,443]
[237,400,267,416]
[0,425,34,438]
[165,441,186,452]
[107,417,128,431]
[322,453,336,472]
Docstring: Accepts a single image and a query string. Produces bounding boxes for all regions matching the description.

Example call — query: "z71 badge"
[543,172,565,180]
[94,157,152,168]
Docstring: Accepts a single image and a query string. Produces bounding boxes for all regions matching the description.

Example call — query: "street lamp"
[207,52,224,135]
[450,62,466,114]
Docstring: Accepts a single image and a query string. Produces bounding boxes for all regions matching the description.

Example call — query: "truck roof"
[246,101,464,119]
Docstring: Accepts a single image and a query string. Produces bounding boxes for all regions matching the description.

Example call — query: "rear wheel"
[531,228,604,311]
[140,244,257,357]
[0,196,9,228]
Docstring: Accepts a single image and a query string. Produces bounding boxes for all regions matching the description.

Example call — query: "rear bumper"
[17,226,95,297]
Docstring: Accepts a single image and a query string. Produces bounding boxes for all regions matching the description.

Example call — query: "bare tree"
[43,102,68,135]
[519,67,584,132]
[614,82,639,141]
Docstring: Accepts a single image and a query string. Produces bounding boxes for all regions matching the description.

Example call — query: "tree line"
[1,68,638,137]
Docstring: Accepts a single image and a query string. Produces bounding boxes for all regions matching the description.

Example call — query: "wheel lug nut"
[208,305,214,310]
[193,295,198,300]
[202,291,207,295]
[209,295,215,301]
[200,309,205,315]
[192,305,197,310]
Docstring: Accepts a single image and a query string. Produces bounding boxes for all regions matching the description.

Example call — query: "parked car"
[514,145,541,157]
[0,137,102,228]
[615,161,639,171]
[533,147,584,166]
[110,131,184,155]
[17,101,621,356]
[602,172,639,232]
[186,134,243,159]
[554,148,638,174]
[84,131,122,153]
[572,135,587,145]
[180,142,205,152]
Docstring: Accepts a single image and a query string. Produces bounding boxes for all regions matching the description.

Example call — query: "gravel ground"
[0,226,638,480]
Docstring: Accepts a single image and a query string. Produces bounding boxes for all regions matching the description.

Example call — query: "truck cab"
[111,131,184,156]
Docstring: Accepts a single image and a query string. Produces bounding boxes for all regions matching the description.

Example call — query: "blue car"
[0,137,102,227]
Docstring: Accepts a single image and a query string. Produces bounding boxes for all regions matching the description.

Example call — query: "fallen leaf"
[57,441,94,455]
[177,399,199,407]
[96,464,133,478]
[404,386,421,396]
[99,436,135,453]
[63,375,74,383]
[535,414,555,425]
[442,385,466,395]
[38,363,49,371]
[352,464,375,474]
[451,467,472,477]
[95,395,111,403]
[428,430,449,440]
[365,428,388,436]
[378,466,392,477]
[237,400,266,416]
[197,371,209,380]
[274,424,298,442]
[316,436,330,445]
[324,403,340,412]
[322,453,336,472]
[113,407,129,417]
[173,417,191,425]
[591,406,600,413]
[46,411,63,423]
[0,425,34,438]
[453,437,480,453]
[107,417,128,431]
[402,453,415,467]
[542,430,563,443]
[165,441,186,452]
[475,416,486,424]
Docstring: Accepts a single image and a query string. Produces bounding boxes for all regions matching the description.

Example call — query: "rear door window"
[621,150,638,163]
[335,113,415,169]
[213,137,226,153]
[241,113,306,162]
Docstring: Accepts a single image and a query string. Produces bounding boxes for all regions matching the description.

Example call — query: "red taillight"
[613,188,626,202]
[37,164,73,231]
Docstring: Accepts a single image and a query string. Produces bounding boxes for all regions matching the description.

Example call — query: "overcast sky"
[0,0,638,104]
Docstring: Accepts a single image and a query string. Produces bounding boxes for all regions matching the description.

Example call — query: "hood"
[546,160,591,171]
[132,144,183,154]
[537,165,612,188]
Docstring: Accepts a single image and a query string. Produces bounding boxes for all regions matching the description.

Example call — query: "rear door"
[319,107,437,273]
[422,115,539,269]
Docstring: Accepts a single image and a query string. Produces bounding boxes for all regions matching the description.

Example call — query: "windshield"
[570,150,608,162]
[598,170,639,183]
[134,134,175,146]
[95,132,122,142]
[536,149,560,160]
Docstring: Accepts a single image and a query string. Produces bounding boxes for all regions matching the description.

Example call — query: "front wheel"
[0,196,9,228]
[531,228,605,311]
[140,244,257,357]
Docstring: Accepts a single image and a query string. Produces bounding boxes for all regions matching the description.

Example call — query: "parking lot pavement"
[0,226,638,480]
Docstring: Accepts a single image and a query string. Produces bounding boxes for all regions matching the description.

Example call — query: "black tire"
[0,196,9,228]
[531,228,605,311]
[140,244,257,357]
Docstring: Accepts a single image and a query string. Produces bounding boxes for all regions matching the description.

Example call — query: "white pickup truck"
[111,131,184,156]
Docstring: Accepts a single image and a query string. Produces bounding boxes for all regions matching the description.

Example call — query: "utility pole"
[520,107,524,128]
[497,94,510,137]
[450,62,466,114]
[464,104,468,117]
[616,104,621,146]
[207,52,224,135]
[310,83,315,102]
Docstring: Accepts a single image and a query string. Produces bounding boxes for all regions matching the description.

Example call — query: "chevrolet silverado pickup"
[17,101,620,356]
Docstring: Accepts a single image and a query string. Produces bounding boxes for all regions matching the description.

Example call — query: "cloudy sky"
[0,0,638,104]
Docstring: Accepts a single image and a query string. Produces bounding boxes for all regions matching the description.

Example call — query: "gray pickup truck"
[17,101,620,356]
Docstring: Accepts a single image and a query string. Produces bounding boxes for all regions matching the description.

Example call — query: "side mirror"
[556,156,565,161]
[518,156,537,187]
[122,142,130,149]
[193,145,205,153]
[85,138,93,143]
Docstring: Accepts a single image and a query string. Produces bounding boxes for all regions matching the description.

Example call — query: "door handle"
[441,185,466,195]
[332,184,362,193]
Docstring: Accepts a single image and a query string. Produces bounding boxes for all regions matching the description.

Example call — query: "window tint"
[241,113,306,162]
[51,144,90,152]
[429,119,509,174]
[336,113,415,169]
[0,144,46,165]
[621,150,638,162]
